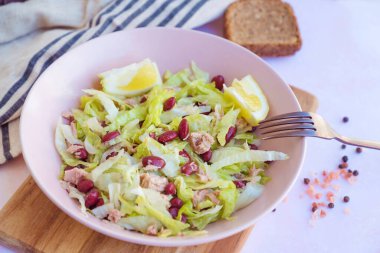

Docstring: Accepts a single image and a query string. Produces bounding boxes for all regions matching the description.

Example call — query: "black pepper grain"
[356,147,362,153]
[342,116,349,123]
[341,144,346,149]
[353,170,359,176]
[328,203,334,208]
[311,206,318,212]
[338,164,344,169]
[272,208,276,212]
[343,196,350,203]
[342,155,348,162]
[348,169,352,173]
[304,178,310,185]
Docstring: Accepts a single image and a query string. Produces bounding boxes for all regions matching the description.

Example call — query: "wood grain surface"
[0,86,317,253]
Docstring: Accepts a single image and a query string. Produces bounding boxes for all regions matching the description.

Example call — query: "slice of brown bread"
[225,0,302,57]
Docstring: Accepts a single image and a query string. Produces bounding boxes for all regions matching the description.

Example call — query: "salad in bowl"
[55,59,288,237]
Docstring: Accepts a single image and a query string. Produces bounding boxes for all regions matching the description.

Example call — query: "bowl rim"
[20,27,306,247]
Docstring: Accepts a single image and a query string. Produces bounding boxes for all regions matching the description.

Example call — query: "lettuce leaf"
[234,182,264,211]
[216,109,240,146]
[84,130,102,155]
[218,187,238,219]
[91,203,114,219]
[210,150,288,171]
[164,68,191,87]
[118,216,163,234]
[83,89,119,122]
[190,61,209,82]
[174,176,194,202]
[60,124,82,145]
[90,150,124,182]
[108,183,121,209]
[188,205,222,230]
[142,188,171,216]
[55,120,96,168]
[135,196,189,235]
[185,114,213,132]
[142,86,174,128]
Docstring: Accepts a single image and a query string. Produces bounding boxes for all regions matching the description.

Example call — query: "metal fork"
[256,112,380,150]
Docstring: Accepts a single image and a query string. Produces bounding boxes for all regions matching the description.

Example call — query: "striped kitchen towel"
[0,0,233,164]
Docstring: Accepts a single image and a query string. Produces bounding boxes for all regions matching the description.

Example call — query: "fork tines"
[257,112,317,139]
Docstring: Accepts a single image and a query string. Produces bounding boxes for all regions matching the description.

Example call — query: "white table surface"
[1,0,380,252]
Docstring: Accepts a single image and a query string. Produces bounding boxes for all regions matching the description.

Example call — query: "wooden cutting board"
[0,86,317,253]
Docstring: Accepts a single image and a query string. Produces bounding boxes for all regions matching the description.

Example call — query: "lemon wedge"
[224,75,269,125]
[99,59,162,97]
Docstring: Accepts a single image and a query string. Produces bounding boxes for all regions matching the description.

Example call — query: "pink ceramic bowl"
[20,28,305,247]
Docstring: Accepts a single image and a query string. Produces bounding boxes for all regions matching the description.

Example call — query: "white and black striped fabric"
[0,0,232,164]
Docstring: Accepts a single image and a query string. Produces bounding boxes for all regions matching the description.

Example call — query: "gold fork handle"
[335,135,380,150]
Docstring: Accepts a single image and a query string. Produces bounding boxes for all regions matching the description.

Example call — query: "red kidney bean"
[164,182,176,195]
[178,118,189,140]
[158,131,178,144]
[233,180,246,189]
[225,126,237,144]
[85,189,100,209]
[77,179,94,193]
[102,131,120,142]
[249,144,258,150]
[63,116,74,125]
[142,156,166,169]
[179,150,191,162]
[169,207,179,219]
[96,198,104,207]
[140,95,147,103]
[74,148,88,161]
[170,197,183,208]
[163,97,176,111]
[181,214,187,223]
[201,149,212,162]
[64,166,75,171]
[106,151,117,160]
[211,75,225,91]
[181,162,199,176]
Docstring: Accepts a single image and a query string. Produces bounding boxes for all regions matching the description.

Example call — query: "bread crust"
[224,0,302,57]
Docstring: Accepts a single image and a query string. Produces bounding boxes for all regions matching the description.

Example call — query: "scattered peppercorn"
[342,155,348,162]
[338,164,344,169]
[356,147,362,153]
[348,169,352,173]
[304,178,310,185]
[341,144,346,149]
[328,203,334,209]
[311,206,318,212]
[341,162,348,168]
[272,209,276,212]
[343,196,350,203]
[353,170,359,176]
[342,116,349,123]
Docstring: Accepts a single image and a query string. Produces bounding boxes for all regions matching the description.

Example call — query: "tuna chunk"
[188,132,215,154]
[107,209,122,223]
[63,168,88,185]
[140,173,168,192]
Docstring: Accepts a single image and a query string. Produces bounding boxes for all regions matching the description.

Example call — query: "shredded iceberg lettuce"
[56,61,289,237]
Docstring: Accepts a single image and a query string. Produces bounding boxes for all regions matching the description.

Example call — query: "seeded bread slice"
[225,0,302,57]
